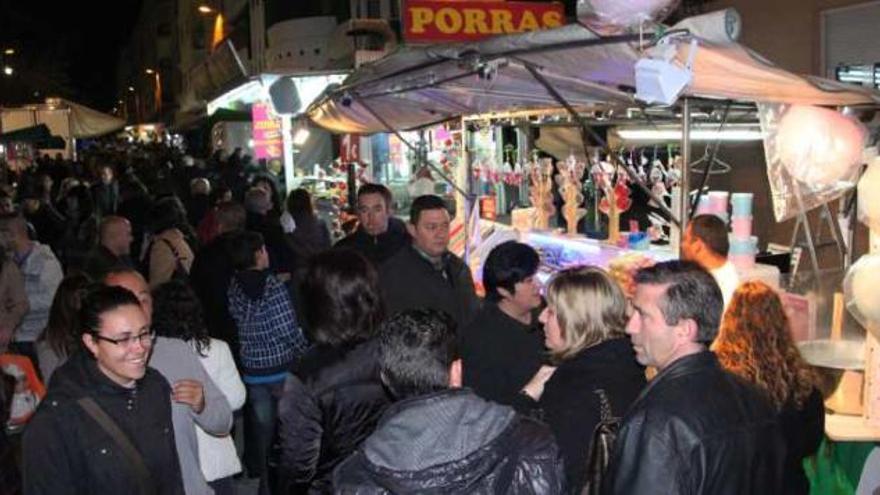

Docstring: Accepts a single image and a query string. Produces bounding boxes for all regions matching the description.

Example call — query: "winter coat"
[379,245,480,330]
[332,388,565,494]
[514,337,645,493]
[460,303,546,406]
[277,339,391,494]
[602,351,786,495]
[22,350,184,495]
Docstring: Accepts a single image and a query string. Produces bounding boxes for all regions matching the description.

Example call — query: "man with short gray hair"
[603,260,785,494]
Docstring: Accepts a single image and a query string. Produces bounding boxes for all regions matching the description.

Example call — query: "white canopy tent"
[306,23,880,134]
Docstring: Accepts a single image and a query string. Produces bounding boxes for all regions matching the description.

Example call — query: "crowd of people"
[0,142,827,495]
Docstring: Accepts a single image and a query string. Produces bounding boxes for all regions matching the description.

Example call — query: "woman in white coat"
[153,279,246,495]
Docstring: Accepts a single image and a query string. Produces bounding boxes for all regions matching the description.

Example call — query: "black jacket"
[22,351,184,495]
[516,337,645,493]
[190,231,241,361]
[602,351,786,495]
[461,303,547,406]
[247,211,297,275]
[334,217,409,267]
[379,245,480,330]
[277,339,392,494]
[333,388,565,494]
[780,387,824,495]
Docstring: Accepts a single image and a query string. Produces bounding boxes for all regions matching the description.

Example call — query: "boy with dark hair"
[461,241,546,405]
[333,308,563,494]
[227,230,309,483]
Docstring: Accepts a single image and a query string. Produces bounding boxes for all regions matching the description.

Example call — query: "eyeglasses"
[91,330,156,348]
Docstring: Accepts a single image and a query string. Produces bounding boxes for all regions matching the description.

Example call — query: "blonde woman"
[517,266,646,493]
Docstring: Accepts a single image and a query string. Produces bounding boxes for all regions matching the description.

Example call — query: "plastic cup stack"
[728,192,755,269]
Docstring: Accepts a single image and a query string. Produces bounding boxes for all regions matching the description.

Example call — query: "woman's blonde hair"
[545,265,628,362]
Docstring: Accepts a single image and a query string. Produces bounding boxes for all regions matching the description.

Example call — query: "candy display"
[608,252,657,298]
[529,158,556,230]
[557,155,587,235]
[844,253,880,339]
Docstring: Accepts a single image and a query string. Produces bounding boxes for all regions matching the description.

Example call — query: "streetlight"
[198,5,214,14]
[145,68,155,75]
[3,49,13,56]
[3,66,12,76]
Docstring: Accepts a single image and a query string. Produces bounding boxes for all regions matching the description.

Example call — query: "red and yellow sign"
[403,0,564,43]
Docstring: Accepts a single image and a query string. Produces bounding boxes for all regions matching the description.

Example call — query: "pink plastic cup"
[731,216,753,239]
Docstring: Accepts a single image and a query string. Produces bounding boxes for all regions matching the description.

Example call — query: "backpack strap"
[76,397,156,495]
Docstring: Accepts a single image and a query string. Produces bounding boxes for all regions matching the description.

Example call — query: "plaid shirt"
[228,273,309,375]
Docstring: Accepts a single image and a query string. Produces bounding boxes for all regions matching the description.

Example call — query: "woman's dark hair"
[78,284,142,336]
[483,241,540,302]
[41,273,92,357]
[286,188,314,220]
[301,249,384,346]
[152,279,211,356]
[149,196,189,234]
[252,175,282,215]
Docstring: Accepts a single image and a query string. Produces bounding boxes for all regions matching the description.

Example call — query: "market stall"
[304,7,880,458]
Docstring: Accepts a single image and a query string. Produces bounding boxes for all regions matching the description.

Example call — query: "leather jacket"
[602,351,786,495]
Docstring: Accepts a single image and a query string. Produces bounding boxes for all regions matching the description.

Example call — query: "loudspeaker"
[269,77,301,115]
[634,58,692,105]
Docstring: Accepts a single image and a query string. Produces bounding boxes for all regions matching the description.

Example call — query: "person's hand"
[173,379,205,414]
[521,365,557,401]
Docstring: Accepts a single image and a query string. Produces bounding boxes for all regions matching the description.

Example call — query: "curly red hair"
[714,281,819,411]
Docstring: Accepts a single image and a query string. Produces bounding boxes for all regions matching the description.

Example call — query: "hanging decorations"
[556,154,587,235]
[529,158,556,229]
[596,161,632,243]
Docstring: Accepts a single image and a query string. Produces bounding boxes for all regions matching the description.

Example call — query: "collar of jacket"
[629,350,716,409]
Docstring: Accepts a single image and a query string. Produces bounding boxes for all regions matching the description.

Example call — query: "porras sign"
[403,0,565,43]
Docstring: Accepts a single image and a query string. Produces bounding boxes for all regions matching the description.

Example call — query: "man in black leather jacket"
[333,309,564,494]
[603,261,786,495]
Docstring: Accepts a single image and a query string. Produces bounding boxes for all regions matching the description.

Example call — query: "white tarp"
[65,99,126,138]
[307,23,880,134]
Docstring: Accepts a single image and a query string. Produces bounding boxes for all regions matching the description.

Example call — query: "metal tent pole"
[679,98,691,258]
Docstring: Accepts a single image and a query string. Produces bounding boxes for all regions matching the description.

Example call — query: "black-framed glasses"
[91,330,156,348]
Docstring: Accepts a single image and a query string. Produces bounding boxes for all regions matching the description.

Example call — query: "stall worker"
[681,214,740,307]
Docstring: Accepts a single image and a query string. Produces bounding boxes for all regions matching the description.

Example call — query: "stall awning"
[307,23,880,134]
[66,100,126,138]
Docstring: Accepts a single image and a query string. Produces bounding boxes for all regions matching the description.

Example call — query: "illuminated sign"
[252,103,283,160]
[403,0,564,43]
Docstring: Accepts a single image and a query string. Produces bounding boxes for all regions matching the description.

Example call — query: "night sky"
[0,0,142,111]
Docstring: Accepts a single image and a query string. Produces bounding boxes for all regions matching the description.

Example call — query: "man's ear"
[406,222,417,238]
[496,286,513,301]
[448,359,462,388]
[677,318,700,344]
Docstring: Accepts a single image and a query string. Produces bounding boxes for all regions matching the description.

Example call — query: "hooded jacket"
[22,350,184,495]
[228,269,308,376]
[333,388,565,494]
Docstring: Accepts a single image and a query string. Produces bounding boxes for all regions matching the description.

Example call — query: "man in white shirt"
[681,214,740,308]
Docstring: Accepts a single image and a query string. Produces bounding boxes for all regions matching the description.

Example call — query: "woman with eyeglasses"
[21,284,186,494]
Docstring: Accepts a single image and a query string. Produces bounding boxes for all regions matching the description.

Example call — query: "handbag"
[77,397,157,495]
[581,388,620,495]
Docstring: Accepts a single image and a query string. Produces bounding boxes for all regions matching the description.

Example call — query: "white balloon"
[858,157,880,233]
[775,105,867,187]
[578,0,680,28]
[844,254,880,337]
